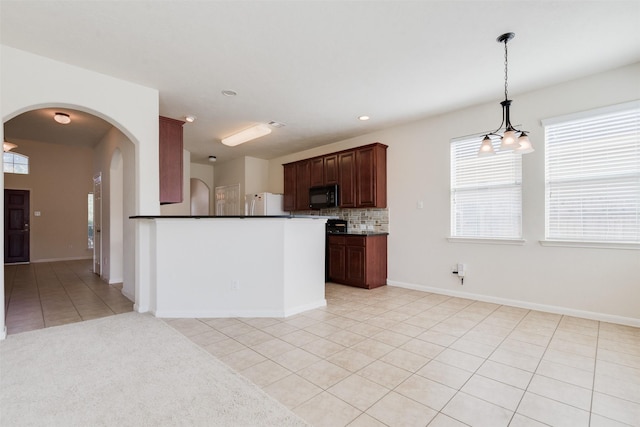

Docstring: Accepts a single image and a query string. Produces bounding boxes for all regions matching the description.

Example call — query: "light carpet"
[0,312,309,426]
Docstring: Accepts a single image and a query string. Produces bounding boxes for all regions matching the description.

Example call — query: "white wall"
[4,138,94,262]
[1,45,160,331]
[268,62,640,325]
[94,127,136,296]
[245,156,270,195]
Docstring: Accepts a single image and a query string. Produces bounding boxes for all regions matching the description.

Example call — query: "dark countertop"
[327,231,389,236]
[130,215,336,219]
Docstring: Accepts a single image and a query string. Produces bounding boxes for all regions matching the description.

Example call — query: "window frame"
[450,133,524,243]
[3,152,29,175]
[542,100,640,249]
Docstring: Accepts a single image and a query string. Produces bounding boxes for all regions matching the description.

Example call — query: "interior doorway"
[190,178,210,215]
[4,189,30,264]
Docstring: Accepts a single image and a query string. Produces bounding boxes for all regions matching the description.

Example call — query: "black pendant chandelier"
[478,32,534,156]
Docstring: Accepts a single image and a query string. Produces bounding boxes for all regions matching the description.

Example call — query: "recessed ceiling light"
[185,115,196,123]
[54,112,71,124]
[358,115,370,121]
[221,90,237,97]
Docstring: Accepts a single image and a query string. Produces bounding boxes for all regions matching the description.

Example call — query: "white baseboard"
[31,256,93,263]
[153,299,327,319]
[283,300,327,317]
[387,279,640,328]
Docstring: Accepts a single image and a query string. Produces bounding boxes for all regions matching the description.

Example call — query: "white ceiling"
[2,1,640,164]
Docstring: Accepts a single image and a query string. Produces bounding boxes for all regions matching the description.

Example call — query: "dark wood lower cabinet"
[327,234,387,289]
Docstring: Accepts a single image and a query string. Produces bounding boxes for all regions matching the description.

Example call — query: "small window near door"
[88,193,94,249]
[3,152,29,174]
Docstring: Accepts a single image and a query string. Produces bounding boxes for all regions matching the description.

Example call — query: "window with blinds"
[450,136,522,239]
[544,101,640,244]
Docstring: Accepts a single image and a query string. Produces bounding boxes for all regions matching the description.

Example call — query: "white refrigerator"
[245,193,286,216]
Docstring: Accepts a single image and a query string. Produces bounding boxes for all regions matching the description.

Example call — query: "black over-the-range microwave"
[309,184,339,210]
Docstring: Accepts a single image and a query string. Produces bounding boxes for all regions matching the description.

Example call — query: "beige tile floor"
[166,284,640,427]
[4,263,638,426]
[4,260,133,335]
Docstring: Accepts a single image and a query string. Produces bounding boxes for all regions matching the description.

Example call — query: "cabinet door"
[328,244,346,282]
[345,245,366,286]
[283,163,296,211]
[309,157,324,187]
[338,151,356,207]
[355,144,387,208]
[295,160,311,210]
[159,116,184,204]
[324,154,338,185]
[356,146,376,207]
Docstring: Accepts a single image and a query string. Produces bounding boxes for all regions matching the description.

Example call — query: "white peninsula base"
[140,216,327,318]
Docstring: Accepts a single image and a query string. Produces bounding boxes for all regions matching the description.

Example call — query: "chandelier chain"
[504,40,509,101]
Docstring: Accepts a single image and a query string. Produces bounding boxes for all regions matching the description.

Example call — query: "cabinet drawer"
[328,235,346,245]
[345,236,366,247]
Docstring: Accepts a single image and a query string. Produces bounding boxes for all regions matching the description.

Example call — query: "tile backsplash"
[293,208,389,233]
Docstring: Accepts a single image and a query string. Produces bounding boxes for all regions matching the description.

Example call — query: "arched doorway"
[2,108,135,334]
[1,46,160,339]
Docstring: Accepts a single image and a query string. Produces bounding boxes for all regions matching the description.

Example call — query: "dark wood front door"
[4,189,30,264]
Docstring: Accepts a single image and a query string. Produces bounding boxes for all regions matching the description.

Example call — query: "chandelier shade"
[477,32,534,156]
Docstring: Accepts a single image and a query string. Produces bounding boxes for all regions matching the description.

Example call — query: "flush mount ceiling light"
[358,115,370,121]
[221,123,272,147]
[221,90,237,97]
[208,155,217,162]
[478,32,534,157]
[54,112,71,124]
[3,141,17,152]
[185,115,196,123]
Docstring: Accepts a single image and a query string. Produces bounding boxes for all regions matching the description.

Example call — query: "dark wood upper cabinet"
[295,160,311,210]
[356,144,387,208]
[324,154,338,185]
[282,142,387,210]
[283,163,296,211]
[309,157,324,188]
[338,151,356,208]
[159,116,185,204]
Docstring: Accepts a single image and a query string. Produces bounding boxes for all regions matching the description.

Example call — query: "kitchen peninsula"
[131,215,327,318]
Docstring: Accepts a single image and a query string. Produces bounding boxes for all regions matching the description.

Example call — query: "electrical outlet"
[457,263,466,278]
[231,279,239,290]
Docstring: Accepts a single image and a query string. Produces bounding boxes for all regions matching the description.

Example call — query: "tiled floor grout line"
[437,307,531,426]
[588,321,601,427]
[58,269,119,318]
[37,263,83,323]
[506,313,563,426]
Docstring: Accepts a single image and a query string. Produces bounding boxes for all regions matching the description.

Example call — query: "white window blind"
[451,136,522,239]
[544,101,640,243]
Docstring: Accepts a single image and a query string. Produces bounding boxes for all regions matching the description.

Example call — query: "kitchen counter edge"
[129,215,336,219]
